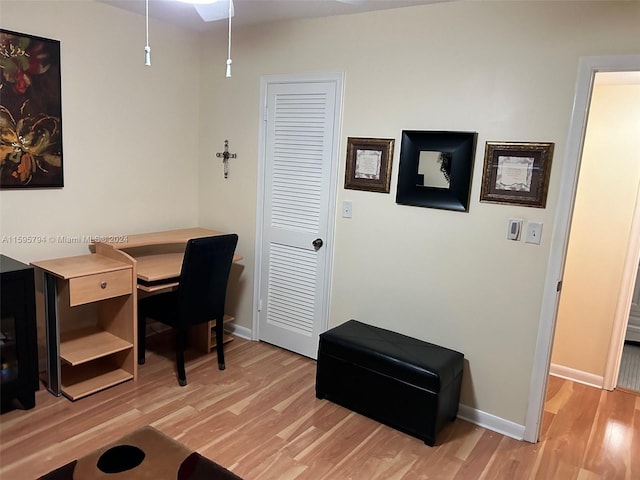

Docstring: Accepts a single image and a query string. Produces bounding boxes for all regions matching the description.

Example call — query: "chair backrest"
[177,234,239,326]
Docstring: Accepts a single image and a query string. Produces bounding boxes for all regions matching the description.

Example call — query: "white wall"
[0,1,202,264]
[551,83,640,380]
[197,1,640,428]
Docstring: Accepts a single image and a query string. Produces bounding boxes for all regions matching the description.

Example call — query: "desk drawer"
[69,269,132,306]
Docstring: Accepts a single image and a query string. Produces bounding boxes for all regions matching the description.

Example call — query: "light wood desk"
[96,227,242,352]
[97,227,242,293]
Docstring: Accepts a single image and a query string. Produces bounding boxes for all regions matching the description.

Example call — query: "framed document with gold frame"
[344,137,394,193]
[480,141,554,208]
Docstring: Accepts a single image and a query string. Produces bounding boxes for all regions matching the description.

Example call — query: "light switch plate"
[526,222,543,245]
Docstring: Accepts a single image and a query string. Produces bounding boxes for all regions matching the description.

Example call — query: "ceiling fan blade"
[193,0,234,22]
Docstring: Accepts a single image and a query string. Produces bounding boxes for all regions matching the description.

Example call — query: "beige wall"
[0,1,202,263]
[551,83,640,378]
[197,1,640,426]
[2,1,640,430]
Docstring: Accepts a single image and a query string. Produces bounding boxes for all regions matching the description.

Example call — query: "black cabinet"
[1,255,38,410]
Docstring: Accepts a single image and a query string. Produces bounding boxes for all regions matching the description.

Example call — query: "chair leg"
[176,328,187,387]
[137,307,146,365]
[215,316,225,370]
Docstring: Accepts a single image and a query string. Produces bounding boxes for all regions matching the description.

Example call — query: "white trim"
[457,404,525,441]
[253,77,268,342]
[524,55,640,443]
[226,322,252,340]
[253,71,345,345]
[549,363,603,389]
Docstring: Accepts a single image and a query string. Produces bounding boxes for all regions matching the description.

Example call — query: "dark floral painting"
[0,29,63,188]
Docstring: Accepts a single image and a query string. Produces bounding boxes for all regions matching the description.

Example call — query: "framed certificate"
[344,137,394,193]
[480,142,554,208]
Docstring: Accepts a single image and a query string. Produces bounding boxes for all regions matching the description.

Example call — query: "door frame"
[252,71,345,343]
[524,54,640,443]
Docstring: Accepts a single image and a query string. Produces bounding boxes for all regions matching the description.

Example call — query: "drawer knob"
[100,281,107,289]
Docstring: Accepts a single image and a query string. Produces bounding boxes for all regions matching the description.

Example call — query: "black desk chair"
[137,234,238,386]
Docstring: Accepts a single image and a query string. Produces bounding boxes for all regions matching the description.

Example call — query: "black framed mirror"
[396,130,477,212]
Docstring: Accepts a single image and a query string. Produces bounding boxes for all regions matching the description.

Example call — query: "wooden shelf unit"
[60,359,133,401]
[60,327,133,366]
[190,315,235,353]
[32,247,137,401]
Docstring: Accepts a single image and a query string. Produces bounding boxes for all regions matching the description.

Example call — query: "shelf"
[60,326,133,366]
[61,360,133,400]
[190,315,235,353]
[138,281,179,293]
[210,332,234,348]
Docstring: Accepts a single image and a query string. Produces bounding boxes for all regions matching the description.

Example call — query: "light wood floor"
[1,335,639,479]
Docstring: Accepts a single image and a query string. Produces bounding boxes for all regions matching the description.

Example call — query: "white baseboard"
[226,322,252,340]
[457,404,526,441]
[549,363,604,389]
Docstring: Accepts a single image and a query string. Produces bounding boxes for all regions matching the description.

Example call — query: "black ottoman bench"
[315,319,464,446]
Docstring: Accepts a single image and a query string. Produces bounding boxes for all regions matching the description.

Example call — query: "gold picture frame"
[480,141,554,208]
[344,137,394,193]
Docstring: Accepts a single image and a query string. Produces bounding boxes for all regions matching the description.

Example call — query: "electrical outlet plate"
[342,201,352,218]
[526,222,543,245]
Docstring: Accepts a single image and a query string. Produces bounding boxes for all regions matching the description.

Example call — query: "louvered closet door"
[259,80,338,359]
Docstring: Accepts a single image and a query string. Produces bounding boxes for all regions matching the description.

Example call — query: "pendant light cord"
[144,0,151,66]
[226,0,232,77]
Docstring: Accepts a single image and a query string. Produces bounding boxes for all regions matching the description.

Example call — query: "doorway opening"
[524,55,640,443]
[549,70,640,393]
